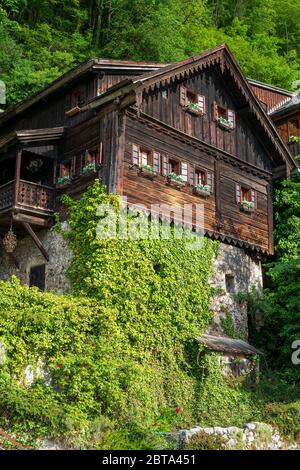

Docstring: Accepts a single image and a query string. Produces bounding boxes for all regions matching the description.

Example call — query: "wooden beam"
[13,213,52,228]
[22,222,49,261]
[267,182,274,256]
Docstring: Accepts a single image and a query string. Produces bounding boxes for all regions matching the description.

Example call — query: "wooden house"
[249,79,300,159]
[0,43,296,292]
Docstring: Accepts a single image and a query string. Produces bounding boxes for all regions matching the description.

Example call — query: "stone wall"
[0,227,72,293]
[210,243,263,339]
[179,422,298,450]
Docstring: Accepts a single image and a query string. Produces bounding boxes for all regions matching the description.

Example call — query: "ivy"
[0,181,220,448]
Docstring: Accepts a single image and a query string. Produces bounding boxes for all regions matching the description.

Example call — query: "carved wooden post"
[14,148,22,207]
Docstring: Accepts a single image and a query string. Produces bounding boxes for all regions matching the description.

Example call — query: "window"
[71,90,82,109]
[180,86,206,114]
[217,105,227,119]
[60,161,72,178]
[169,158,180,175]
[235,183,256,209]
[225,274,235,294]
[194,168,214,193]
[213,102,236,129]
[132,144,160,172]
[161,89,168,99]
[195,168,207,186]
[29,265,46,291]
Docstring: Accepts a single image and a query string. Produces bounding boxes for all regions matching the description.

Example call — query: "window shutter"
[181,161,188,182]
[207,172,214,193]
[235,183,241,203]
[180,85,188,107]
[71,157,76,176]
[132,144,140,166]
[228,109,236,128]
[189,163,195,186]
[98,142,103,165]
[153,151,160,173]
[198,95,206,113]
[250,189,256,206]
[57,164,62,179]
[212,101,218,121]
[162,155,168,176]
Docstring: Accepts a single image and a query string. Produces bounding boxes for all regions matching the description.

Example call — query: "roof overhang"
[0,127,65,153]
[196,334,263,356]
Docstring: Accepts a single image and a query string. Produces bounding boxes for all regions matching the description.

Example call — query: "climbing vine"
[0,180,220,448]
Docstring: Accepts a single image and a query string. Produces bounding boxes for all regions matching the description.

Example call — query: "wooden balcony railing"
[0,180,55,214]
[0,181,14,211]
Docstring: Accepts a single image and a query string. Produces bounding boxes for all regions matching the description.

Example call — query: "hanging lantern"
[2,228,17,253]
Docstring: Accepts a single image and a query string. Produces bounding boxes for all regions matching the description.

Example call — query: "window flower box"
[167,173,186,189]
[239,200,255,213]
[217,116,234,131]
[138,165,158,180]
[82,162,96,176]
[186,100,204,116]
[193,184,211,197]
[56,176,71,187]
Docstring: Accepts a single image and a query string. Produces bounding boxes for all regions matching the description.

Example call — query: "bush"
[183,431,226,450]
[262,402,300,441]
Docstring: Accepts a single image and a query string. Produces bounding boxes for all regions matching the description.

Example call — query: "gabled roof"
[271,93,300,118]
[85,43,296,170]
[0,59,164,127]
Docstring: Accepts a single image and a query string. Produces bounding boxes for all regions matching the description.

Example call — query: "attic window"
[214,103,236,130]
[180,86,206,115]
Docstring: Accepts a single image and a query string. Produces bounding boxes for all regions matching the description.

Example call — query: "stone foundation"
[178,422,298,450]
[210,243,263,339]
[0,227,72,293]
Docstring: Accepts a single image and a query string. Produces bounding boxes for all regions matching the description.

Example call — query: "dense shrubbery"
[0,181,220,448]
[0,179,299,448]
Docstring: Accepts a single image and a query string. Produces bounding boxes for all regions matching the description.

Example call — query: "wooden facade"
[249,79,300,159]
[0,44,296,260]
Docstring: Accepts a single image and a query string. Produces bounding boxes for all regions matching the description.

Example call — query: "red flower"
[57,363,63,369]
[175,407,182,414]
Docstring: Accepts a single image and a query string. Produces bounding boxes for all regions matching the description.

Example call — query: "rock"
[244,423,256,431]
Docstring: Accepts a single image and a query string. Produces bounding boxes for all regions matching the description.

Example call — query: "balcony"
[0,179,55,219]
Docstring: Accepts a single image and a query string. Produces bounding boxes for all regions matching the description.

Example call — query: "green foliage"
[183,430,226,450]
[0,0,300,105]
[195,354,260,427]
[262,401,300,441]
[220,309,236,338]
[0,181,220,448]
[249,171,300,382]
